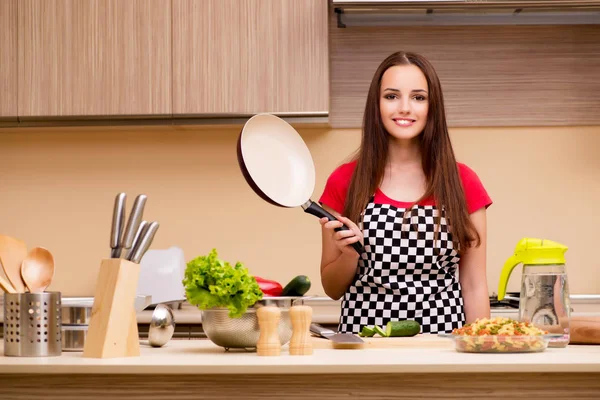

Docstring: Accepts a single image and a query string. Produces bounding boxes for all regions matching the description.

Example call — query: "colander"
[201,296,304,351]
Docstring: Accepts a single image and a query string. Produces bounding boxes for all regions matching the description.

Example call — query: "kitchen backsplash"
[0,124,598,296]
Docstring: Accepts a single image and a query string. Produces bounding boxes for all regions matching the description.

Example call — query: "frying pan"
[237,113,364,255]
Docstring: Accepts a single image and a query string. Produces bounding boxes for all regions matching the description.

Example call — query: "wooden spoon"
[0,273,16,293]
[0,235,28,292]
[21,247,55,293]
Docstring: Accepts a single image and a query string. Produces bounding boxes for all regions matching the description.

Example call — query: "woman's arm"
[459,207,491,323]
[320,205,362,300]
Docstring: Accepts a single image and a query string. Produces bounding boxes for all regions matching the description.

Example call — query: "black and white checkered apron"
[338,200,465,334]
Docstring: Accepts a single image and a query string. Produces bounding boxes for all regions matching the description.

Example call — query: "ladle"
[147,304,175,347]
[21,247,55,293]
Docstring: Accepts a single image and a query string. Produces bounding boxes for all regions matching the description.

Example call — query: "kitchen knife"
[110,193,127,258]
[120,194,147,254]
[310,323,364,345]
[129,221,160,264]
[125,220,149,261]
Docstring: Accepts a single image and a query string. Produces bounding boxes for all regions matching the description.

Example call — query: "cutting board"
[311,334,452,349]
[570,316,600,345]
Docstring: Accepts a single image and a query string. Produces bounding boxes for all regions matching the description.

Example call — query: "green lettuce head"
[182,248,263,318]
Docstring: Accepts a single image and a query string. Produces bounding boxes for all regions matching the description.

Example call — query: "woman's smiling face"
[379,64,429,142]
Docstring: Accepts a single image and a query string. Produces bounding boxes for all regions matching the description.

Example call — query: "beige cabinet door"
[173,0,329,115]
[1,0,18,118]
[18,0,172,117]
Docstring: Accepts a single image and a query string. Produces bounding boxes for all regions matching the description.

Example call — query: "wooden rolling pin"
[569,316,600,345]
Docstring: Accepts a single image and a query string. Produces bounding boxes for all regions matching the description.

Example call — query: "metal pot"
[58,295,153,351]
[61,325,88,352]
[60,295,152,322]
[62,306,92,325]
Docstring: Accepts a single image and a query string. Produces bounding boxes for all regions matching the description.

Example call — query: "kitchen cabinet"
[173,0,329,115]
[18,0,172,117]
[0,0,18,119]
[330,23,600,128]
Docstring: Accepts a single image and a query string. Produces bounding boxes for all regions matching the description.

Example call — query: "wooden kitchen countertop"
[0,336,599,375]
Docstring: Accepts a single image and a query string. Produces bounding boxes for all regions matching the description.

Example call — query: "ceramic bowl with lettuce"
[182,249,309,351]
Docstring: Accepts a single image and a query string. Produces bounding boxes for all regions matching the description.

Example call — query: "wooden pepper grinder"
[256,306,281,356]
[289,305,313,355]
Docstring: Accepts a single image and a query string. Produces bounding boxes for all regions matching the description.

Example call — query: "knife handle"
[121,194,147,250]
[129,221,159,264]
[290,305,313,355]
[125,220,149,261]
[256,306,281,356]
[110,193,127,253]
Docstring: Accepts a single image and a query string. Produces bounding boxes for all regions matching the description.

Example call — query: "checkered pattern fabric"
[339,202,465,334]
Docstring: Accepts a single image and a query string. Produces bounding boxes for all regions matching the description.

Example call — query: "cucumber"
[374,325,388,337]
[386,320,421,337]
[281,275,311,297]
[359,326,375,337]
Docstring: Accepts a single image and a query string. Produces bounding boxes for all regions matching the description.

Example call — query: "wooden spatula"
[0,235,28,292]
[0,260,16,293]
[0,273,16,293]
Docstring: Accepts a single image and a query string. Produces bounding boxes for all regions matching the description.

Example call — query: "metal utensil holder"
[3,292,62,357]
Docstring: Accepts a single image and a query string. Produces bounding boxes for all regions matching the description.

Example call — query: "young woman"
[318,51,492,334]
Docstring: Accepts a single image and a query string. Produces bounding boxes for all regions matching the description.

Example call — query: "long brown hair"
[343,51,480,252]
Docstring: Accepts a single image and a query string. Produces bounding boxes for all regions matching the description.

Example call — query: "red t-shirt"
[319,161,492,214]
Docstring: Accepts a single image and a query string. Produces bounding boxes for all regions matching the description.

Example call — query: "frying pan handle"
[303,201,364,255]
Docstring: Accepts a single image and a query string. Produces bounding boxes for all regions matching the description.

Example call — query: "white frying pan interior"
[239,113,364,256]
[240,113,315,208]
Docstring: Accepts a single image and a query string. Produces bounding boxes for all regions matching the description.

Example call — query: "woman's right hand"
[319,216,363,257]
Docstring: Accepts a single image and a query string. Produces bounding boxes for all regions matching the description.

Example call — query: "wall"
[0,124,598,297]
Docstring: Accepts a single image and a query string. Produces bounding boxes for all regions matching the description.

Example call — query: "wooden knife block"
[83,258,141,358]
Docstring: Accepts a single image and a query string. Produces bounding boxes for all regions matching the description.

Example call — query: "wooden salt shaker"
[256,306,281,356]
[289,305,313,355]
